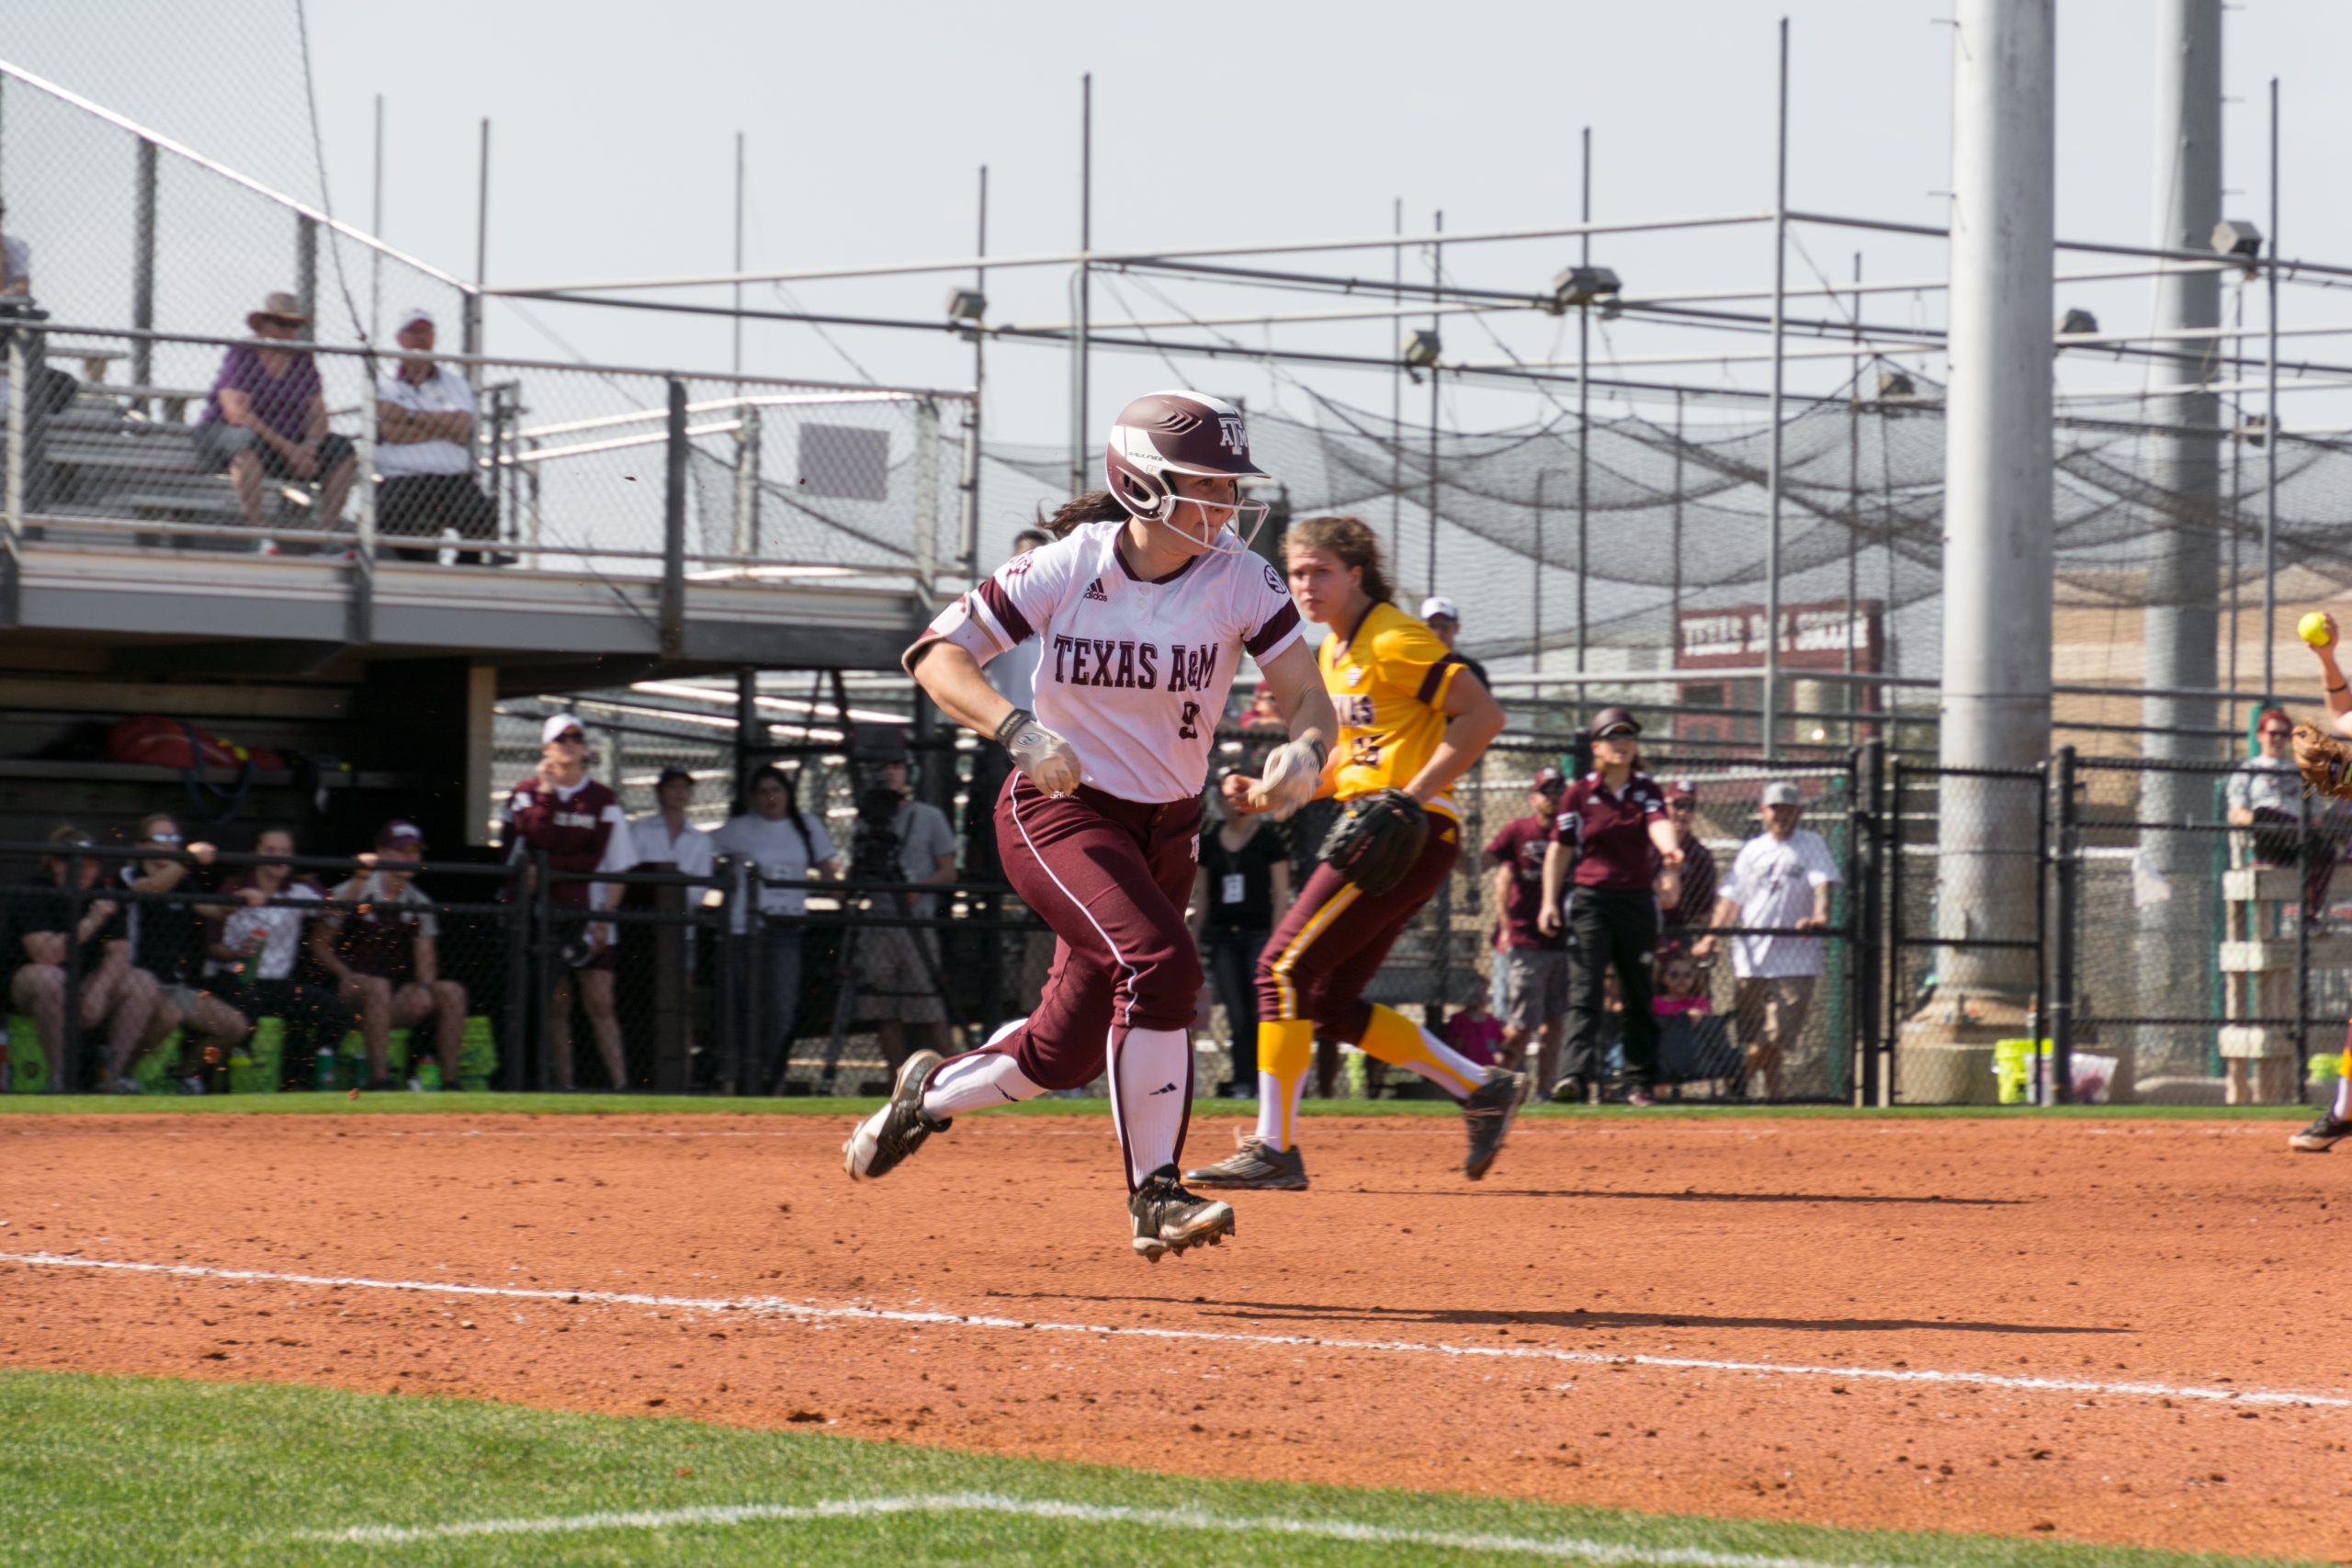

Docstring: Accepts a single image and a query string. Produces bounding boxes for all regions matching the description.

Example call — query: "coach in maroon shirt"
[504,715,635,1090]
[1537,708,1682,1104]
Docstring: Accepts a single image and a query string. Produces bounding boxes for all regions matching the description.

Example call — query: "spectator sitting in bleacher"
[118,813,251,1088]
[205,826,346,1089]
[2228,705,2337,918]
[311,820,466,1090]
[374,307,501,565]
[7,824,166,1092]
[0,194,29,298]
[191,291,357,540]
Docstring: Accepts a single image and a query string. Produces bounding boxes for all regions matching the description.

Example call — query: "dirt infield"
[0,1109,2342,1560]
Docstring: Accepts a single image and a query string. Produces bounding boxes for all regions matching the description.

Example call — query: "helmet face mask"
[1103,389,1272,556]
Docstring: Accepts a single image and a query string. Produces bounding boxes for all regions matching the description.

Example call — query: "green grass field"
[0,1090,2316,1120]
[0,1370,2304,1567]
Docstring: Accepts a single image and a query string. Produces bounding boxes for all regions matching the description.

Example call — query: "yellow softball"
[2301,612,2335,649]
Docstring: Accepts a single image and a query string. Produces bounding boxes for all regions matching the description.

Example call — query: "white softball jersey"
[911,519,1303,804]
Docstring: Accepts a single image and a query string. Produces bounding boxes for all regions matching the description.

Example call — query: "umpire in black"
[1536,707,1683,1105]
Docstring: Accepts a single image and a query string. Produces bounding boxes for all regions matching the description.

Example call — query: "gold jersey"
[1320,600,1469,820]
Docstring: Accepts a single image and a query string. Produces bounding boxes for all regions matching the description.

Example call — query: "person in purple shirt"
[192,291,356,536]
[1538,707,1683,1105]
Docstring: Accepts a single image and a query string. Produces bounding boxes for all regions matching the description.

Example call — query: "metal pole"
[660,379,687,657]
[131,138,156,392]
[1391,197,1402,568]
[295,214,317,324]
[1763,17,1789,761]
[958,164,987,581]
[1937,0,2056,1008]
[2049,744,2077,1105]
[1070,73,1091,497]
[1427,209,1442,595]
[1846,251,1862,738]
[732,130,746,381]
[469,118,490,367]
[2138,0,2222,1051]
[3,332,21,627]
[1670,393,1683,659]
[2263,76,2280,702]
[1577,127,1590,678]
[370,95,383,343]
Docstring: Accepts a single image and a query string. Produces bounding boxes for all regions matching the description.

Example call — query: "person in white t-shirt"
[844,389,1334,1265]
[710,766,841,1093]
[374,307,501,564]
[1695,782,1840,1100]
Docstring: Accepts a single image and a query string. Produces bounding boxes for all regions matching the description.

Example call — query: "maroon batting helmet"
[1103,389,1272,554]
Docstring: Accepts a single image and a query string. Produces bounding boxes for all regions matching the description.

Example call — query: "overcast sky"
[12,1,2352,446]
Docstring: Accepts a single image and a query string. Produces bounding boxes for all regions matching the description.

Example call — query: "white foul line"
[1,1249,2341,1411]
[294,1488,1898,1566]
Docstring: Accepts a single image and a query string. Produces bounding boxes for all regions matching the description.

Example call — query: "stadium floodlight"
[2211,220,2264,271]
[944,288,987,322]
[2056,308,2099,338]
[2235,412,2270,447]
[1401,329,1442,368]
[1548,265,1623,313]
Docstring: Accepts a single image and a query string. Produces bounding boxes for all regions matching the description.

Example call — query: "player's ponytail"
[1284,514,1394,604]
[1037,490,1125,540]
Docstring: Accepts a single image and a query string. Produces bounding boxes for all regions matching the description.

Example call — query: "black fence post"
[57,849,86,1094]
[532,849,556,1091]
[2035,756,2061,1103]
[502,857,529,1092]
[2296,778,2312,1100]
[2050,744,2077,1108]
[1851,741,1883,1107]
[660,378,687,659]
[1883,754,1905,1106]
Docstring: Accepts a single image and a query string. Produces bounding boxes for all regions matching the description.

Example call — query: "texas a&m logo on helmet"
[1103,389,1272,555]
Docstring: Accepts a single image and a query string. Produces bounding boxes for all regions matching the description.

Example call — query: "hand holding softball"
[2301,611,2338,654]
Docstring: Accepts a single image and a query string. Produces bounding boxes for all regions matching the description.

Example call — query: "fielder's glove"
[1247,735,1328,821]
[1317,787,1429,897]
[995,707,1081,795]
[2293,722,2352,799]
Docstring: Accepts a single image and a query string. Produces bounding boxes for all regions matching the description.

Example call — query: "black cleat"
[1183,1134,1309,1190]
[842,1050,947,1180]
[1462,1067,1526,1180]
[2290,1111,2352,1154]
[1128,1165,1235,1261]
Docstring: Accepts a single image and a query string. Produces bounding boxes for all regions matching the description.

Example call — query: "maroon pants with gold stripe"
[1252,807,1460,1043]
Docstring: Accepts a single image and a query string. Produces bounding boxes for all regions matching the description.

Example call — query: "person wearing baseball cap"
[1485,763,1571,1099]
[1538,707,1682,1104]
[1418,595,1490,697]
[375,304,503,565]
[1660,779,1718,944]
[1693,782,1840,1100]
[314,820,469,1090]
[192,289,358,536]
[503,713,638,1089]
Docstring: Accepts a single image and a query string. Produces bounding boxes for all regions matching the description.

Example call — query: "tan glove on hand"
[996,708,1082,795]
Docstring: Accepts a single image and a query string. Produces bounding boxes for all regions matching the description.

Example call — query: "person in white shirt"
[1694,782,1841,1100]
[631,766,717,881]
[374,307,501,564]
[710,766,842,1093]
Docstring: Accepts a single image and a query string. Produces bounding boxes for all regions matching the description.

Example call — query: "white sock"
[1109,1026,1191,1187]
[1254,1068,1310,1149]
[2335,1072,2350,1122]
[1396,1026,1490,1101]
[922,1052,1045,1120]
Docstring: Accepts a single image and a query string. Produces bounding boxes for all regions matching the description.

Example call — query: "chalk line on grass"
[292,1488,1900,1565]
[3,1249,2342,1411]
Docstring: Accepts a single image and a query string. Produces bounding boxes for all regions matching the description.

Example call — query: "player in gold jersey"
[1189,515,1521,1190]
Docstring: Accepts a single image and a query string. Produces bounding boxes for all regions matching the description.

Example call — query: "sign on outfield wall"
[1675,601,1883,671]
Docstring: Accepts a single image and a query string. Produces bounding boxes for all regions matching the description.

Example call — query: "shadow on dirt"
[1001,1293,2122,1336]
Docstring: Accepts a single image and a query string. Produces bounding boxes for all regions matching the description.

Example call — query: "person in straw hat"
[191,289,357,538]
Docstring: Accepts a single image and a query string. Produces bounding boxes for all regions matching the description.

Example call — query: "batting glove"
[995,707,1082,795]
[1250,735,1329,821]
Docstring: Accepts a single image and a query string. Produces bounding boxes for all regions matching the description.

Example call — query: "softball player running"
[1186,514,1521,1191]
[843,389,1336,1261]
